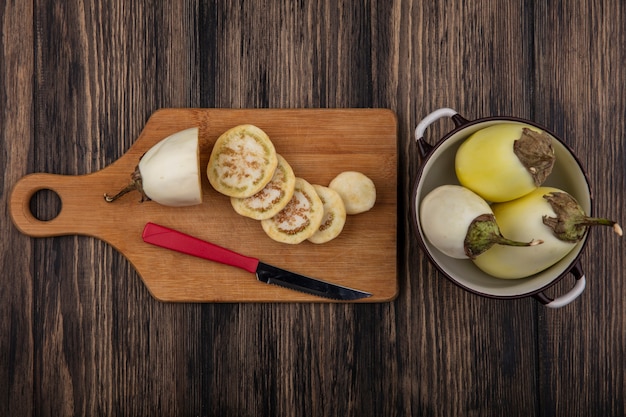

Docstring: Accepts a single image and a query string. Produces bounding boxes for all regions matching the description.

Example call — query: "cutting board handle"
[9,172,105,237]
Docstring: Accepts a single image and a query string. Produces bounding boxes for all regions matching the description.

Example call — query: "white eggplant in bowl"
[419,185,542,259]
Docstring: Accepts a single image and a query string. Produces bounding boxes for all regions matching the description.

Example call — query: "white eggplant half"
[473,187,622,279]
[105,127,202,207]
[419,185,542,259]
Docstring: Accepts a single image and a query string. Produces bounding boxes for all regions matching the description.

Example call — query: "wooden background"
[1,0,624,416]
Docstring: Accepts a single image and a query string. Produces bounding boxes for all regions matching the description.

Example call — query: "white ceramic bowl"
[411,108,591,308]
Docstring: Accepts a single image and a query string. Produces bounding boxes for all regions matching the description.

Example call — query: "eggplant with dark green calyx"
[419,185,543,259]
[473,187,622,279]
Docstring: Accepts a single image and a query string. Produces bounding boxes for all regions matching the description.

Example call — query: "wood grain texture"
[533,1,626,415]
[1,0,624,416]
[1,2,35,417]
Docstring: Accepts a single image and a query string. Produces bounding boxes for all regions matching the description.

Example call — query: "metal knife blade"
[254,261,371,300]
[141,222,372,301]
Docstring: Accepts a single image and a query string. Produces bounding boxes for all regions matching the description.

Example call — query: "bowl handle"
[414,108,470,158]
[532,263,586,308]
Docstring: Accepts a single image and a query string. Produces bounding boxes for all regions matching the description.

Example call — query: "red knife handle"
[142,222,260,274]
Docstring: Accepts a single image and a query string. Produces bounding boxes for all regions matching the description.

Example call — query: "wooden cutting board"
[10,108,398,302]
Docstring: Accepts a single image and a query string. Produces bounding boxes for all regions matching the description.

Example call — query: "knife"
[141,222,372,301]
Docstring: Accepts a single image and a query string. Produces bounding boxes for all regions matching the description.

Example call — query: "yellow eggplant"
[455,124,555,202]
[473,187,622,279]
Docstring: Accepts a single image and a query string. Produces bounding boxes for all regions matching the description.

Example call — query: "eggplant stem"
[464,213,544,259]
[543,192,622,241]
[579,218,623,236]
[103,166,148,203]
[496,237,544,247]
[104,184,137,202]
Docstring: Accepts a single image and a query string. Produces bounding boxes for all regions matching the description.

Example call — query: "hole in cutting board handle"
[29,189,62,221]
